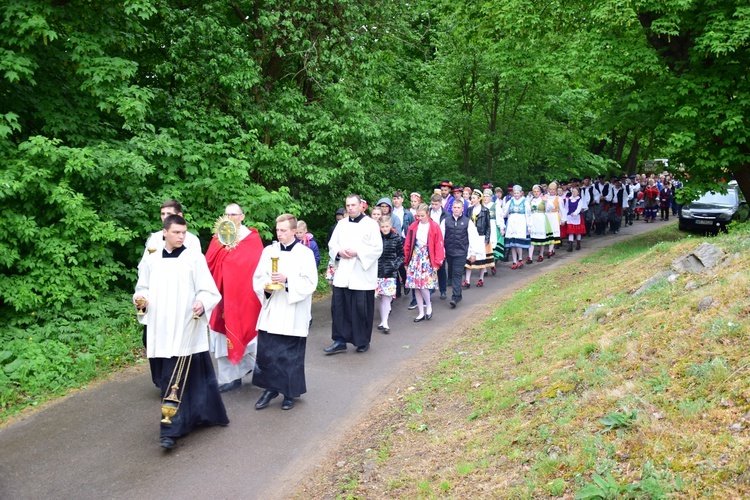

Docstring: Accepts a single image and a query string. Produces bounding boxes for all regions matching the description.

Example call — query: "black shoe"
[414,315,425,323]
[281,396,295,410]
[160,437,176,449]
[356,344,370,353]
[255,390,279,409]
[218,378,242,393]
[377,325,385,330]
[382,327,390,334]
[407,300,418,310]
[440,292,447,300]
[450,300,457,308]
[323,342,347,354]
[426,313,432,320]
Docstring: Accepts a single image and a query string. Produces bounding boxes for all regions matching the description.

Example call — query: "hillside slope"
[299,225,750,498]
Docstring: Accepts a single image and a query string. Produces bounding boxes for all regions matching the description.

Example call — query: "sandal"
[526,257,533,264]
[511,263,518,270]
[476,279,483,287]
[490,266,496,276]
[538,255,544,262]
[518,263,524,269]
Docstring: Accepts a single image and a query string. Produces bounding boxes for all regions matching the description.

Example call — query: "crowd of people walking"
[323,170,681,341]
[132,170,678,449]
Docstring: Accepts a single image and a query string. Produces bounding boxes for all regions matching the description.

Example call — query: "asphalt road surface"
[0,220,670,499]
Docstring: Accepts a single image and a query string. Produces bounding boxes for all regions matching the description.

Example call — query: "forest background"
[1,0,749,413]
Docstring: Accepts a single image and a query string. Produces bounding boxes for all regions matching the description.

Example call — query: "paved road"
[0,221,669,499]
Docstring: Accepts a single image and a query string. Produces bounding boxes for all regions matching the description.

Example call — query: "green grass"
[301,222,750,498]
[0,292,144,422]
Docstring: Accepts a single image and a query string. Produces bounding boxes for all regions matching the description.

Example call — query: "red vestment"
[205,229,263,364]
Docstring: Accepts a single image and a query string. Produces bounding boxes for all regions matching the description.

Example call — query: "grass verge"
[297,223,750,498]
[0,292,144,423]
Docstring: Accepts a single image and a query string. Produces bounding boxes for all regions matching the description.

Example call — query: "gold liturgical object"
[214,216,240,248]
[161,354,193,424]
[265,241,284,291]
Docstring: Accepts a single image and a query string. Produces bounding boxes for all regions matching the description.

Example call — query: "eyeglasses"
[225,213,243,216]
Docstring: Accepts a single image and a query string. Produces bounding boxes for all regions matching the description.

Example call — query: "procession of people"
[132,170,678,449]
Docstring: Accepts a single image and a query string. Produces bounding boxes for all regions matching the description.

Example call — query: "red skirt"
[566,220,586,235]
[560,223,568,238]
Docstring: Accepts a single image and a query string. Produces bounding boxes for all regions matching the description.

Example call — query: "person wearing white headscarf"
[502,185,531,269]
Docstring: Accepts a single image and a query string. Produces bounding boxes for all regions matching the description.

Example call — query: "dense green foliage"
[1,0,748,414]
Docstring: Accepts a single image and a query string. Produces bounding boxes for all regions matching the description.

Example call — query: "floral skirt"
[375,278,397,297]
[405,245,437,290]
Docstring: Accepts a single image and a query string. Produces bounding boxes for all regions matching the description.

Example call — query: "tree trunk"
[486,76,500,180]
[624,134,640,172]
[732,162,750,207]
[458,61,478,175]
[614,130,629,163]
[591,138,607,155]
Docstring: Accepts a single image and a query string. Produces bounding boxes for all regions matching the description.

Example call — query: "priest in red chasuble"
[206,203,263,392]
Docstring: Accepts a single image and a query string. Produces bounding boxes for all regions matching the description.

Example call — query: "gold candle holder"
[265,241,284,291]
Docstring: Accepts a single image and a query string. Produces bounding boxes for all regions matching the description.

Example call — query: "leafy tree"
[575,0,750,198]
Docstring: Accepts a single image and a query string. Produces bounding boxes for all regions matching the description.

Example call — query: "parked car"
[678,181,749,233]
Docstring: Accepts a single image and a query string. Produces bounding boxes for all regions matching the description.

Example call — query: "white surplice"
[328,216,383,290]
[135,248,221,358]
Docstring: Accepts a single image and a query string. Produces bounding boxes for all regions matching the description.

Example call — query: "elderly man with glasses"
[205,203,264,392]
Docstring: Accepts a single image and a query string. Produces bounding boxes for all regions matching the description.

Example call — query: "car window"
[695,190,737,205]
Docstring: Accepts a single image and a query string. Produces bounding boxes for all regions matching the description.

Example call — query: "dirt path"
[0,221,669,499]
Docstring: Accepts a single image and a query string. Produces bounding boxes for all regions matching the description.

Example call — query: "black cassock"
[331,287,375,347]
[252,330,307,397]
[158,351,229,439]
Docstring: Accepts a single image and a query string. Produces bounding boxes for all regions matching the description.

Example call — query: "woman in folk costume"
[502,185,531,270]
[464,189,493,287]
[543,181,563,258]
[528,184,553,263]
[643,178,661,223]
[483,188,504,275]
[563,186,587,251]
[635,190,645,220]
[375,215,404,334]
[403,204,445,322]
